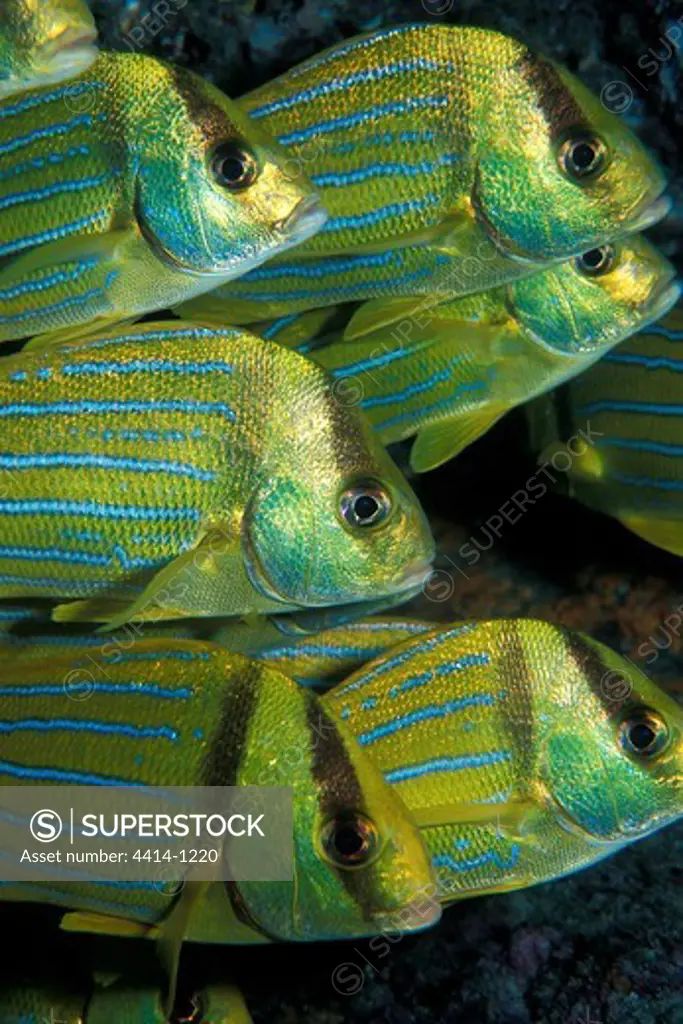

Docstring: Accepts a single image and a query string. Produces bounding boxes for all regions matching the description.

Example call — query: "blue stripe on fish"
[361,365,455,409]
[322,195,440,233]
[433,845,521,873]
[0,682,192,699]
[257,643,388,661]
[277,97,449,146]
[327,129,438,156]
[249,60,454,119]
[284,25,421,80]
[100,650,211,664]
[0,453,215,480]
[0,399,235,421]
[358,693,496,746]
[0,171,113,212]
[329,342,426,378]
[397,654,490,694]
[0,113,94,157]
[0,280,115,325]
[61,359,234,378]
[67,326,229,352]
[0,145,91,185]
[602,352,683,371]
[577,401,683,416]
[0,544,165,569]
[242,250,400,282]
[260,314,301,339]
[0,607,41,620]
[641,325,683,341]
[0,82,105,121]
[340,620,431,634]
[0,499,200,521]
[0,208,106,258]
[224,268,433,304]
[0,719,178,740]
[612,473,683,491]
[0,573,142,591]
[0,759,138,786]
[385,751,511,783]
[598,437,683,457]
[0,880,160,920]
[334,624,477,696]
[311,154,460,188]
[375,380,489,431]
[0,258,98,301]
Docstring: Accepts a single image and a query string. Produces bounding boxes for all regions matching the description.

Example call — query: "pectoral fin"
[410,797,531,832]
[0,230,136,348]
[52,526,240,629]
[61,911,158,939]
[157,881,212,1017]
[345,297,444,340]
[410,408,505,471]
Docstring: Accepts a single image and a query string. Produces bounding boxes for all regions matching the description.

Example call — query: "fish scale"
[179,23,669,326]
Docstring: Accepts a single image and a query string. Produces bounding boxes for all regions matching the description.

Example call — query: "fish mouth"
[274,194,328,246]
[644,278,682,324]
[627,193,673,233]
[38,27,97,72]
[388,559,436,597]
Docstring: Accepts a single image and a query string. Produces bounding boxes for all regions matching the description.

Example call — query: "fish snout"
[274,194,328,245]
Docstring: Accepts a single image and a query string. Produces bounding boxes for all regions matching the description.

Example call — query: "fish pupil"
[571,142,597,171]
[333,823,366,859]
[210,142,258,190]
[629,722,656,751]
[354,494,381,522]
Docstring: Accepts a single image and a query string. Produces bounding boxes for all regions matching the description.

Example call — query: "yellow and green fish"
[322,618,683,899]
[253,233,679,471]
[0,321,434,625]
[179,23,670,327]
[0,640,440,946]
[527,304,683,557]
[0,51,326,346]
[0,0,97,99]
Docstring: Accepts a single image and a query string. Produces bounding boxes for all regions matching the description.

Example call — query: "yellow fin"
[61,911,158,939]
[410,409,505,471]
[23,316,137,351]
[410,798,531,831]
[345,297,444,341]
[157,881,211,1016]
[619,515,683,556]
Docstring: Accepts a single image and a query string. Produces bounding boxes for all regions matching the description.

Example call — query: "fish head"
[233,674,440,942]
[508,234,681,356]
[537,631,683,846]
[242,353,435,609]
[134,63,326,281]
[473,52,669,263]
[0,0,97,93]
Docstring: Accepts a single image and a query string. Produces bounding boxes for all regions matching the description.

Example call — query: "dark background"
[8,2,683,1021]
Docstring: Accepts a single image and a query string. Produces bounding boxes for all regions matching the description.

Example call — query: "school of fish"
[0,6,681,1023]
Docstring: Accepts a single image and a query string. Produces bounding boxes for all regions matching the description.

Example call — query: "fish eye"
[575,245,616,277]
[339,479,393,529]
[618,708,669,758]
[210,141,259,191]
[321,812,380,868]
[558,133,608,181]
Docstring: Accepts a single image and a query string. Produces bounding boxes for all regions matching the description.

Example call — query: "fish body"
[0,0,97,99]
[178,23,669,326]
[0,639,439,944]
[322,618,683,899]
[527,304,683,555]
[268,234,679,470]
[0,321,433,626]
[0,51,325,345]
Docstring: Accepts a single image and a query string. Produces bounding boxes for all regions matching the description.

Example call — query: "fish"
[177,23,670,327]
[0,601,433,686]
[0,51,326,347]
[0,640,440,948]
[0,0,97,99]
[321,618,683,900]
[0,321,434,626]
[254,234,680,471]
[0,974,254,1023]
[526,303,683,556]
